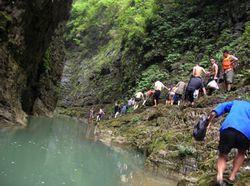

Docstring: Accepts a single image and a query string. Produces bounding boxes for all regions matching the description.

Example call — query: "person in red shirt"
[143,89,154,106]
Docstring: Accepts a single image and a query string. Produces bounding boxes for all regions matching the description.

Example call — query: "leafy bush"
[177,144,196,157]
[131,116,141,124]
[135,65,168,92]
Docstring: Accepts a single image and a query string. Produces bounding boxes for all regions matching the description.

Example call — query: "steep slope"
[60,0,250,107]
[98,86,250,185]
[0,0,72,126]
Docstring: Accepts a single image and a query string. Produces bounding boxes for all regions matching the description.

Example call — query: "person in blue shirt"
[207,100,250,185]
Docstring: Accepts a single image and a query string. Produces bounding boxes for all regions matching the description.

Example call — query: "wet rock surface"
[0,0,72,126]
[81,87,250,185]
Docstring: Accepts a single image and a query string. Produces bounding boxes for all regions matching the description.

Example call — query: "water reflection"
[0,116,176,186]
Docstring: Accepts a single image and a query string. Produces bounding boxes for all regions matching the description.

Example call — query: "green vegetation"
[134,65,168,92]
[176,144,196,158]
[131,116,142,124]
[62,1,250,183]
[43,48,51,71]
[65,0,250,105]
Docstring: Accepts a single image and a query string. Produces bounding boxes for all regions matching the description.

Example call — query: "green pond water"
[0,116,176,186]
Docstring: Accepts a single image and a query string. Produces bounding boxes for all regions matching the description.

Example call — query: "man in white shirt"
[153,81,168,106]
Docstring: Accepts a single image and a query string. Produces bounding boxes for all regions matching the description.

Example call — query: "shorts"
[186,89,195,103]
[153,90,161,101]
[135,98,141,102]
[187,77,204,90]
[224,69,234,84]
[174,93,182,102]
[219,128,250,154]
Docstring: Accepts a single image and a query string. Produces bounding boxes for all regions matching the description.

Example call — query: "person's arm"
[192,67,195,76]
[202,68,209,75]
[163,83,169,91]
[207,101,234,128]
[173,86,177,93]
[207,111,217,128]
[230,55,238,62]
[230,55,239,68]
[160,82,167,90]
[214,64,218,79]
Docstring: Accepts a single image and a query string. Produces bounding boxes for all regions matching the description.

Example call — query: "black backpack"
[193,115,209,141]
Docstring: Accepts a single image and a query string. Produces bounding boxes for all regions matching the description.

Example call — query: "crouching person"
[134,92,144,110]
[96,108,105,122]
[207,100,250,185]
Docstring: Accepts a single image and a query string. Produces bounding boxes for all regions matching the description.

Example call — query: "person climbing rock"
[134,92,144,110]
[114,102,120,118]
[185,76,205,106]
[154,80,168,107]
[96,108,105,122]
[143,89,154,106]
[128,98,135,107]
[120,104,128,115]
[222,50,238,92]
[207,100,250,186]
[174,81,186,105]
[88,107,95,122]
[166,85,176,105]
[192,63,208,95]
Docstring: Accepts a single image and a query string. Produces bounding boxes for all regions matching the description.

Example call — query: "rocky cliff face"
[0,0,72,126]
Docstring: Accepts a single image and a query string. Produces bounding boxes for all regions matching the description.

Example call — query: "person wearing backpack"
[207,100,250,185]
[174,81,186,105]
[222,50,238,92]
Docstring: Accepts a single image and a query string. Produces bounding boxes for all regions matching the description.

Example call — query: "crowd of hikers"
[88,50,250,186]
[89,50,239,121]
[105,49,239,116]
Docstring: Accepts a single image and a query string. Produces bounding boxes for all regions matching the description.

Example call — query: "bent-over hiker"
[143,89,154,106]
[207,100,250,186]
[96,108,105,122]
[134,92,144,110]
[174,81,186,105]
[154,80,168,107]
[186,77,204,106]
[120,104,128,115]
[166,85,176,105]
[114,102,120,118]
[192,64,208,95]
[128,98,135,107]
